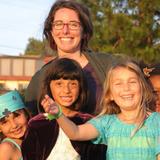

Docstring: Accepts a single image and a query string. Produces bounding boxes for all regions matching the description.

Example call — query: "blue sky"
[0,0,55,56]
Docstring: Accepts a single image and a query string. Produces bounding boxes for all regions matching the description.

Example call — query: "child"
[0,90,30,160]
[42,58,160,160]
[21,58,107,160]
[143,63,160,112]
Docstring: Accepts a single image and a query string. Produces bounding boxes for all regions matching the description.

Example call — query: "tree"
[24,38,45,56]
[24,38,55,56]
[78,0,160,63]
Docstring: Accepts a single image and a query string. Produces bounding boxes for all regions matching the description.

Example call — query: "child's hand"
[41,94,60,116]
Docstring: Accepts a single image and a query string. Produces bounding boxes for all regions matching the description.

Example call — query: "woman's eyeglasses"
[52,21,81,30]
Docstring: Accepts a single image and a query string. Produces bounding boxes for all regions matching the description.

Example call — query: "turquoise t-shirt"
[88,112,160,160]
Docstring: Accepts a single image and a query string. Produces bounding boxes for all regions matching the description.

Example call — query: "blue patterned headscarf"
[0,90,25,119]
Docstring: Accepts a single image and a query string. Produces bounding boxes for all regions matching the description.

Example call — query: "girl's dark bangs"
[51,70,80,80]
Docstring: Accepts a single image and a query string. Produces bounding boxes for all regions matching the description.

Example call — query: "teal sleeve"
[155,113,160,155]
[87,115,110,145]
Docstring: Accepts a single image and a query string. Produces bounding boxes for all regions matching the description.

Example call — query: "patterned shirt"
[88,112,160,160]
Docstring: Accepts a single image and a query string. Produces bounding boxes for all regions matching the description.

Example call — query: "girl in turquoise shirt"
[41,57,160,160]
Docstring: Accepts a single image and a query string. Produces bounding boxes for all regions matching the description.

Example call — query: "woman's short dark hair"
[43,0,93,52]
[39,58,89,113]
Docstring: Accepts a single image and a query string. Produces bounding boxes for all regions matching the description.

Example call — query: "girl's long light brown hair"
[98,56,154,137]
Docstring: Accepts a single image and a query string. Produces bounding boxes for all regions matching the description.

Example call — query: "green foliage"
[24,38,45,56]
[24,38,56,56]
[80,0,160,63]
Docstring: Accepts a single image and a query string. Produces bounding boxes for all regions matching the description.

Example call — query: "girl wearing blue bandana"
[0,90,30,160]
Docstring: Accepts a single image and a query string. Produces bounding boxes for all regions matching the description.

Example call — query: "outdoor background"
[0,0,160,63]
[0,0,54,55]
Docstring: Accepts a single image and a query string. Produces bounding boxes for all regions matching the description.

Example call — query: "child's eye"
[56,82,62,86]
[0,120,7,125]
[14,114,21,118]
[129,78,138,84]
[13,111,21,118]
[130,81,136,83]
[70,81,78,88]
[129,80,138,84]
[114,83,121,86]
[71,82,77,86]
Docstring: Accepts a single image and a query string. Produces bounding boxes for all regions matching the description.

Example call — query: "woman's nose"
[62,24,70,34]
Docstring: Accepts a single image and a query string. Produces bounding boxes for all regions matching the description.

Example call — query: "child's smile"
[50,78,79,108]
[110,66,141,111]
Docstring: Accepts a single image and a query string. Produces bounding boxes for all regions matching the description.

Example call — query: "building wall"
[0,55,44,91]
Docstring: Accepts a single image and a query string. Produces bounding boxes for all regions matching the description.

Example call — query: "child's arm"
[57,114,98,140]
[41,95,99,141]
[157,154,160,160]
[0,143,14,160]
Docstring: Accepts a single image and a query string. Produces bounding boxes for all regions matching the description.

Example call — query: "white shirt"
[47,128,80,160]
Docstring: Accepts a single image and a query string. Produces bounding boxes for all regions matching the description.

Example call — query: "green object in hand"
[44,106,62,120]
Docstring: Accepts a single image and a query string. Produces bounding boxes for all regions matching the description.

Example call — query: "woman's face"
[0,109,28,139]
[51,8,83,55]
[50,78,80,108]
[149,75,160,112]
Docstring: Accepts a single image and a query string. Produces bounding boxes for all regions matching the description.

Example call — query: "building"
[0,55,44,92]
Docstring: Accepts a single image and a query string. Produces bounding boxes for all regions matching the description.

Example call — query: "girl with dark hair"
[22,58,106,160]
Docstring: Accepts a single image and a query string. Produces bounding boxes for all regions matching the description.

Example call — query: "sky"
[0,0,55,56]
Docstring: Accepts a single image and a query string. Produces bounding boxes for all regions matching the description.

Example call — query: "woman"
[25,0,115,116]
